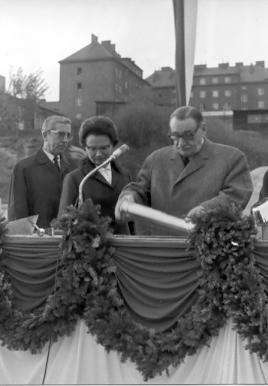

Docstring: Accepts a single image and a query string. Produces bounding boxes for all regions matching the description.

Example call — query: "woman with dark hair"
[58,115,132,234]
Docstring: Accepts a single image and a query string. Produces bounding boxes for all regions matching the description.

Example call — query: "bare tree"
[8,67,49,100]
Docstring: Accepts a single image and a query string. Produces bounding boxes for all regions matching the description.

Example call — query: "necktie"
[181,156,189,167]
[53,155,60,172]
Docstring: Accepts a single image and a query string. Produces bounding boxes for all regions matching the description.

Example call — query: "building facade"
[191,61,268,113]
[147,61,268,130]
[58,34,152,121]
[0,75,5,94]
[147,61,268,111]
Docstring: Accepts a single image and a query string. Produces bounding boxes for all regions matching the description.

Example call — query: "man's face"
[44,122,72,155]
[169,117,205,157]
[85,134,113,166]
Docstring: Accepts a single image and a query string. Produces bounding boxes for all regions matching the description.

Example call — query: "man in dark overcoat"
[8,115,72,228]
[115,106,253,235]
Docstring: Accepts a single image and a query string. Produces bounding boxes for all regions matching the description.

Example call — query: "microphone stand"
[78,144,129,207]
[78,148,125,207]
[78,157,111,207]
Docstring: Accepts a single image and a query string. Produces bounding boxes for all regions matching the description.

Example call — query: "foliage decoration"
[0,200,111,352]
[0,201,268,380]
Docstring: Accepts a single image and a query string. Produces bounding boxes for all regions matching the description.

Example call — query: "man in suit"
[115,106,253,235]
[8,115,72,228]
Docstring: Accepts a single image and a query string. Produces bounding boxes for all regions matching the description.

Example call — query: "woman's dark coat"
[58,157,131,234]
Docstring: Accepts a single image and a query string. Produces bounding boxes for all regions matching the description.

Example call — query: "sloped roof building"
[58,34,152,120]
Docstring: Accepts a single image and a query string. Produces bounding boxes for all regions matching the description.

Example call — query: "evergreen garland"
[0,201,267,380]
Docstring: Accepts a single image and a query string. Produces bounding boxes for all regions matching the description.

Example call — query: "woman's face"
[85,134,113,166]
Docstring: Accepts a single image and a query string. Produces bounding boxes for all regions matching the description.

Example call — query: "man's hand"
[115,194,136,222]
[186,205,205,221]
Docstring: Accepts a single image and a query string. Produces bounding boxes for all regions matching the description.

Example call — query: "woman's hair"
[169,106,203,126]
[79,116,119,147]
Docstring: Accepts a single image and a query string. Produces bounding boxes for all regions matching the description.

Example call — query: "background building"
[57,34,152,121]
[147,61,268,131]
[0,75,5,94]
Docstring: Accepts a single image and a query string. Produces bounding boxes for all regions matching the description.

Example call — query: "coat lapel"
[173,139,211,185]
[35,149,57,175]
[35,149,70,178]
[81,158,113,188]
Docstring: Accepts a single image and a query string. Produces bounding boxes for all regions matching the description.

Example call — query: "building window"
[212,77,219,84]
[241,94,248,103]
[75,96,82,107]
[124,81,128,89]
[241,85,247,90]
[258,88,265,96]
[199,103,205,111]
[212,103,219,110]
[75,113,82,120]
[258,100,265,109]
[223,102,231,110]
[212,90,219,98]
[77,67,82,75]
[199,77,206,85]
[115,68,122,79]
[77,82,82,90]
[224,89,231,97]
[224,76,231,83]
[200,90,206,98]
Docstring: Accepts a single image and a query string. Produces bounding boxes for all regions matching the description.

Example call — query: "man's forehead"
[170,117,198,132]
[52,122,72,132]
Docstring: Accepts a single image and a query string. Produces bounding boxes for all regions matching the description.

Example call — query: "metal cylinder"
[120,201,194,233]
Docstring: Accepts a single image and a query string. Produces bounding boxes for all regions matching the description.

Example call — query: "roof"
[59,35,145,82]
[146,62,268,88]
[59,41,118,63]
[146,67,176,88]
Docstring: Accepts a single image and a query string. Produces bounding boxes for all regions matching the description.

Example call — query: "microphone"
[78,144,129,206]
[110,144,129,160]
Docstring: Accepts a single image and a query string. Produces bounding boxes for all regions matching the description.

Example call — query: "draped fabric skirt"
[1,235,268,384]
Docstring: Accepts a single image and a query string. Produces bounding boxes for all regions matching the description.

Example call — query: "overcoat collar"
[35,148,70,176]
[170,138,212,185]
[80,157,122,189]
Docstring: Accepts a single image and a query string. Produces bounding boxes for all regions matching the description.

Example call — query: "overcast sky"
[1,0,268,101]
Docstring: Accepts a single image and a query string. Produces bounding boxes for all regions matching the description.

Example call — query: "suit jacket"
[8,149,71,228]
[120,138,253,235]
[58,157,131,234]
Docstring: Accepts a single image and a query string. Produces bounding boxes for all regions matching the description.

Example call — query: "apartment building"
[58,34,152,121]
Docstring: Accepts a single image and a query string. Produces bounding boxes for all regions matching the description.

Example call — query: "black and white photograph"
[1,0,268,384]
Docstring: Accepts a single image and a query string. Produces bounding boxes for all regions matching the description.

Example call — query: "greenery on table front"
[0,201,268,380]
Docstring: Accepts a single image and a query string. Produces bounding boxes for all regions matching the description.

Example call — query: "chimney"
[102,40,116,53]
[255,60,265,67]
[219,62,229,69]
[161,66,173,71]
[91,34,98,44]
[194,64,207,70]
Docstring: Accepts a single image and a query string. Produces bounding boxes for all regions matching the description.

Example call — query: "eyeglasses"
[49,130,73,141]
[85,145,112,153]
[169,126,200,142]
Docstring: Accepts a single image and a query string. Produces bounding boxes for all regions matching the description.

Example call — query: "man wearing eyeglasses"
[8,115,73,228]
[115,106,253,235]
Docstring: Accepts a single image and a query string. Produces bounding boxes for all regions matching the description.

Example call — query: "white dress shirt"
[98,163,112,184]
[42,148,61,168]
